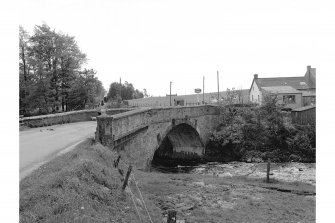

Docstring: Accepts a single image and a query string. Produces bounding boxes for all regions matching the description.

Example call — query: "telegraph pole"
[119,77,122,101]
[166,81,177,106]
[170,81,172,106]
[203,76,205,104]
[217,71,219,101]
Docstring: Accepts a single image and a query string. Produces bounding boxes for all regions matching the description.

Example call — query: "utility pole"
[166,81,177,106]
[217,71,219,101]
[119,77,122,101]
[203,76,205,104]
[170,81,172,106]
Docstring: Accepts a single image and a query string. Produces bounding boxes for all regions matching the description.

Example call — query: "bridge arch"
[150,121,204,167]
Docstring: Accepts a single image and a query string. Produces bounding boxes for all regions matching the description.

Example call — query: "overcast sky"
[19,0,333,96]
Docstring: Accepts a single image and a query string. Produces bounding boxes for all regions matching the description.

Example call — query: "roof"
[255,76,311,90]
[302,91,316,97]
[292,104,316,112]
[261,86,302,94]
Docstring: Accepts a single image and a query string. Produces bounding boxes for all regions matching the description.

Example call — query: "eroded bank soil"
[132,162,315,223]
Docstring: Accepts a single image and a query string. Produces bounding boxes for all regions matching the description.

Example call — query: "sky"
[18,0,334,96]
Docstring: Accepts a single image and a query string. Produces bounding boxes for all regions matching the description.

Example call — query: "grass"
[19,139,162,223]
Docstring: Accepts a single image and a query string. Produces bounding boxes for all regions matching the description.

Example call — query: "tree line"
[19,24,105,116]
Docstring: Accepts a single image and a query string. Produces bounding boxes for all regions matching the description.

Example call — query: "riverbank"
[20,141,315,222]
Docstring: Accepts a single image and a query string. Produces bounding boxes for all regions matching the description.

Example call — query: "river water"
[151,161,316,185]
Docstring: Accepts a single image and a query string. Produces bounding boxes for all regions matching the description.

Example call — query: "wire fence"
[117,159,154,223]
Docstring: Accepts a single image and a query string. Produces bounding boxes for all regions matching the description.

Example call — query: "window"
[252,95,254,101]
[258,95,259,102]
[283,95,296,104]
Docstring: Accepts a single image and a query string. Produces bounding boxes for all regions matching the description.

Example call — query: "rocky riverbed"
[189,162,315,185]
[139,161,316,223]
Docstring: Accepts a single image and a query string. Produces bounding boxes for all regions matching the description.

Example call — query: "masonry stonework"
[96,105,222,169]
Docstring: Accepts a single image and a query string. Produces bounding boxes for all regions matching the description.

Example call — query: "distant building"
[126,89,250,107]
[249,65,316,109]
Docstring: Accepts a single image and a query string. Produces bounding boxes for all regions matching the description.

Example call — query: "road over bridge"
[96,105,222,169]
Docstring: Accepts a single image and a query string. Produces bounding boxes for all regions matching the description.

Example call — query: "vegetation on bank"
[20,140,161,223]
[206,94,316,163]
[20,24,106,116]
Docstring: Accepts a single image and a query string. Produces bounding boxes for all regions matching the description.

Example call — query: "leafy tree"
[106,82,122,101]
[19,26,33,114]
[106,81,144,101]
[19,23,105,115]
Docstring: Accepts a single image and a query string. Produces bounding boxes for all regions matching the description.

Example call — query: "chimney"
[254,74,258,79]
[307,65,311,71]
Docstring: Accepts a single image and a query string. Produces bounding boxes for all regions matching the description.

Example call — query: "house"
[249,65,316,109]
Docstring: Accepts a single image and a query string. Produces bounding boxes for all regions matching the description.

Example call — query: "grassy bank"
[19,139,161,222]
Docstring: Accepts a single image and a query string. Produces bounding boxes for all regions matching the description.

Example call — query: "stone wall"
[21,108,134,128]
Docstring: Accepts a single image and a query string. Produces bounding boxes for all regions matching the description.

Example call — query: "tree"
[19,23,105,115]
[66,69,105,110]
[19,26,31,114]
[106,82,122,101]
[106,81,144,101]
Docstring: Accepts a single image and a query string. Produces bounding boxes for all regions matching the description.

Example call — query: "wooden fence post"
[114,155,121,168]
[167,210,177,223]
[122,165,132,190]
[266,158,270,183]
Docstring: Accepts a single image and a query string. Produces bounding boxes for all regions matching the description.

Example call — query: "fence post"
[167,210,177,223]
[114,155,121,168]
[122,165,133,190]
[266,158,271,183]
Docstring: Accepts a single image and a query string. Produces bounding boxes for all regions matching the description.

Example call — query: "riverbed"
[134,161,316,223]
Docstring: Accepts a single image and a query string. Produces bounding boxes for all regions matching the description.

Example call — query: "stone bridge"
[95,105,222,169]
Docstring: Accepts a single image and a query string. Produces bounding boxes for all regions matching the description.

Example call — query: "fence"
[291,105,316,126]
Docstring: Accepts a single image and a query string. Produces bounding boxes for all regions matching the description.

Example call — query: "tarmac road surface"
[20,121,97,180]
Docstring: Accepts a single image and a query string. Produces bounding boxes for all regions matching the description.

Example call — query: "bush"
[287,131,315,162]
[207,126,243,162]
[206,95,316,163]
[241,150,264,163]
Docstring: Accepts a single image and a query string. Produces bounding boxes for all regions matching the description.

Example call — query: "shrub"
[206,95,316,163]
[287,131,315,162]
[241,150,264,163]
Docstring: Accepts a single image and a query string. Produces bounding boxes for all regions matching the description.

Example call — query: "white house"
[249,65,316,109]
